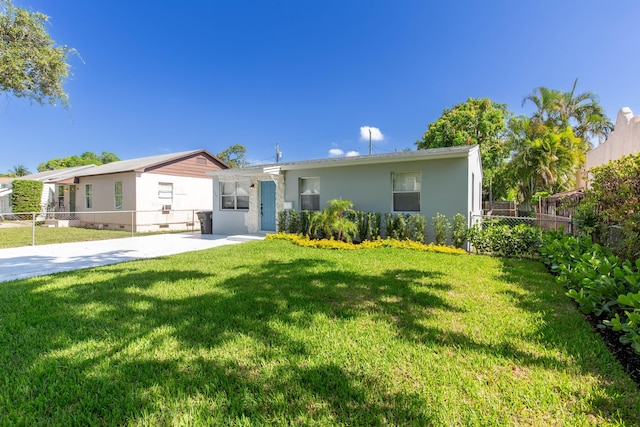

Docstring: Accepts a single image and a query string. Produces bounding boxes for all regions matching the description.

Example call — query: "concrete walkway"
[0,232,265,283]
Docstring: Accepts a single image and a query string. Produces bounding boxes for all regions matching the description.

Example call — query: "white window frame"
[300,177,320,211]
[114,181,123,210]
[85,184,93,209]
[392,171,421,212]
[158,182,173,203]
[220,181,250,210]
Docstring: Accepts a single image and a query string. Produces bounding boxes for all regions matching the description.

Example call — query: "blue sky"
[2,1,640,174]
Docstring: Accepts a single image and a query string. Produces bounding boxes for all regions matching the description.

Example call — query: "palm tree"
[522,86,563,124]
[507,117,585,210]
[308,199,357,242]
[523,79,613,145]
[7,165,30,177]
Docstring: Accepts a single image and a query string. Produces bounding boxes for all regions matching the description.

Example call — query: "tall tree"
[523,79,613,145]
[7,164,30,177]
[37,151,120,171]
[217,144,248,168]
[0,0,75,106]
[506,116,586,210]
[416,98,511,200]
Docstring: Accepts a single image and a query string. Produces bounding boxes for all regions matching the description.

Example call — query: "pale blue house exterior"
[209,145,482,243]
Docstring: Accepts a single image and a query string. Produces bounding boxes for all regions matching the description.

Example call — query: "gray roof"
[69,149,217,178]
[12,165,97,182]
[212,145,479,176]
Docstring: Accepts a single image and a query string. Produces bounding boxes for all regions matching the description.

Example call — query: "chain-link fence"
[471,214,574,234]
[0,209,209,247]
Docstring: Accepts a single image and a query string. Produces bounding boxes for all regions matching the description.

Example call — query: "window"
[114,181,123,210]
[220,181,250,210]
[300,177,320,211]
[57,185,64,209]
[392,172,421,212]
[85,184,93,209]
[158,182,173,203]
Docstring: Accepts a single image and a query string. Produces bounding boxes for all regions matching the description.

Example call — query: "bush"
[367,212,381,240]
[10,180,43,217]
[277,210,289,233]
[407,214,426,243]
[451,213,467,249]
[581,152,640,260]
[467,223,542,259]
[355,211,369,242]
[432,213,451,246]
[307,199,357,242]
[540,231,640,355]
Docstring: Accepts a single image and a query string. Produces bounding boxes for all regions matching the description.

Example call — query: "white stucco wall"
[580,107,640,187]
[137,173,213,211]
[211,174,284,235]
[68,172,213,232]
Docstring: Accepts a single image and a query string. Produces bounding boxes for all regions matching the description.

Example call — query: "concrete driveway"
[0,232,265,283]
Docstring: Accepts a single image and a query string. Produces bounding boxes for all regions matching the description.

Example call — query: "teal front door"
[260,181,276,231]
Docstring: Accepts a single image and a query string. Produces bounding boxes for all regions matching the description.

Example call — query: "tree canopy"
[0,0,75,106]
[523,79,613,145]
[415,98,511,200]
[7,164,30,177]
[505,117,586,209]
[37,152,120,171]
[217,144,248,168]
[414,83,609,209]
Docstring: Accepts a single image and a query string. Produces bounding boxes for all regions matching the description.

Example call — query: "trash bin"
[196,211,213,234]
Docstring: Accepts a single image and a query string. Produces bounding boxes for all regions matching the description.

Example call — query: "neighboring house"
[48,149,229,232]
[0,166,97,214]
[577,107,640,189]
[208,145,482,242]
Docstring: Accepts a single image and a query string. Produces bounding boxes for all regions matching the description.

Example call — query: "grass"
[0,239,638,425]
[0,226,180,248]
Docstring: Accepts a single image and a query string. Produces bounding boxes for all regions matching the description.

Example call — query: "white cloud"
[328,148,344,157]
[346,151,360,157]
[360,126,384,142]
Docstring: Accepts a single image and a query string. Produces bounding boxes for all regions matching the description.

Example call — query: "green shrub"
[299,211,311,236]
[392,213,408,240]
[540,231,640,355]
[407,214,426,243]
[605,292,640,354]
[384,213,394,239]
[581,152,640,260]
[355,211,369,242]
[288,210,300,234]
[467,223,541,259]
[451,213,467,249]
[367,212,381,240]
[308,199,357,242]
[277,210,289,233]
[11,180,43,217]
[432,213,451,246]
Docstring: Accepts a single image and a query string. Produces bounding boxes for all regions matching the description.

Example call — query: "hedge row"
[540,231,640,355]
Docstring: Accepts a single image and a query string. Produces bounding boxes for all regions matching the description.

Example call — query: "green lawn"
[0,226,183,248]
[0,240,638,425]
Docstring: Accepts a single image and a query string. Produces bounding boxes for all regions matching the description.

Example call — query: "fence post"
[32,212,36,246]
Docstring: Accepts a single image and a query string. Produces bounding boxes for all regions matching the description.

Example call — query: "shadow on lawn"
[496,257,640,421]
[1,254,452,425]
[3,249,638,425]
